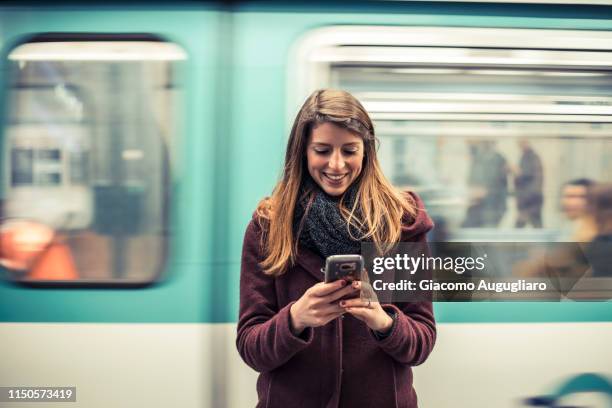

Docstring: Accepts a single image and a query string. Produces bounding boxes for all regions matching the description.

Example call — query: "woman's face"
[561,185,589,220]
[306,122,364,196]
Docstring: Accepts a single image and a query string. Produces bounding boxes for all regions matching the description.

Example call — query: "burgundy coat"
[236,193,436,408]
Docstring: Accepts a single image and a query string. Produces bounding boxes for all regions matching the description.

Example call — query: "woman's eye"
[313,148,358,155]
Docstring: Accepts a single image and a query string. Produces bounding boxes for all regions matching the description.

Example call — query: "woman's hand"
[341,280,394,334]
[289,279,359,335]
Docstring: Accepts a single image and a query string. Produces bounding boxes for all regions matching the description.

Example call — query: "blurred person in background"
[514,138,544,228]
[585,183,612,277]
[513,179,601,286]
[559,178,597,242]
[462,140,508,228]
[236,89,436,408]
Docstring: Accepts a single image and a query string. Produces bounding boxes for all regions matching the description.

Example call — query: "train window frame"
[289,26,612,297]
[0,33,186,287]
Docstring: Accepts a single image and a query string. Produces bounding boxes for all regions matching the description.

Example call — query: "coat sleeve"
[369,231,437,366]
[235,218,314,373]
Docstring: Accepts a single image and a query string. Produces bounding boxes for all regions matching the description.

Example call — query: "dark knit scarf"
[293,183,366,258]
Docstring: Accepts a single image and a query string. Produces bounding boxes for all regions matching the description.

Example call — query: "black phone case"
[324,254,364,283]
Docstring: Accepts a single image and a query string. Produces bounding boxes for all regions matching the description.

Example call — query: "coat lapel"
[295,246,326,282]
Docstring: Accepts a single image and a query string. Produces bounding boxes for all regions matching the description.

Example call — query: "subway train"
[1,1,611,407]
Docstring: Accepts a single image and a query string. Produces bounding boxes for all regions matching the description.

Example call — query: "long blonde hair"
[256,89,416,276]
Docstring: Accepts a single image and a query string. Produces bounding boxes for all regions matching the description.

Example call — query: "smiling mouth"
[323,172,348,182]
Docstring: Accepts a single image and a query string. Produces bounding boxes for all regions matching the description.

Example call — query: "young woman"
[237,89,436,408]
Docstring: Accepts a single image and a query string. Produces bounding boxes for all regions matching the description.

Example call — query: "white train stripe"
[1,323,611,407]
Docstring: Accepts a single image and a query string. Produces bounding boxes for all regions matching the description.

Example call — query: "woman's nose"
[328,150,345,170]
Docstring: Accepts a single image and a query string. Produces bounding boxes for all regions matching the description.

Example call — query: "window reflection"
[375,122,612,239]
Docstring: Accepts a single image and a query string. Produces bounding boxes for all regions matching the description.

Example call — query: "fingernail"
[340,301,346,306]
[340,280,347,286]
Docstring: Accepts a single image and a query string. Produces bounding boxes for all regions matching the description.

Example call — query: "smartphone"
[324,254,364,283]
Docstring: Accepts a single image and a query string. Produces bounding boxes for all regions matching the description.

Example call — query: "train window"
[0,35,186,285]
[292,27,612,299]
[292,26,612,242]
